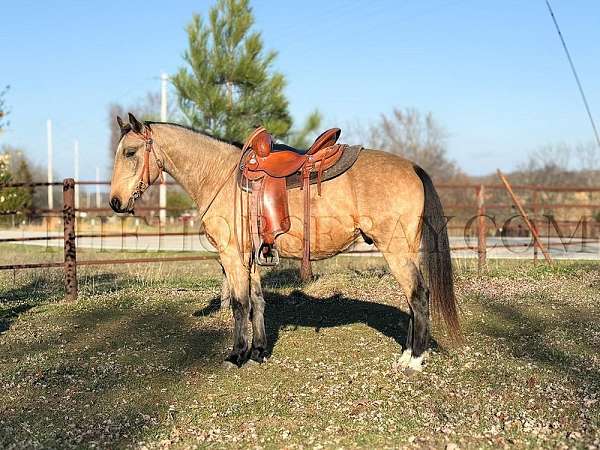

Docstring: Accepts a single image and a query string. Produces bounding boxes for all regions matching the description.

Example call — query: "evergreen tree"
[173,0,320,144]
[0,151,32,218]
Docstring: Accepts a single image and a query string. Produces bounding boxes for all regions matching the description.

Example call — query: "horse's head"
[109,113,163,213]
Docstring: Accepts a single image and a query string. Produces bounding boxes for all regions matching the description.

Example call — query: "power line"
[544,0,600,149]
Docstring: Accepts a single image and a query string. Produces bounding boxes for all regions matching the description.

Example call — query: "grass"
[0,244,599,449]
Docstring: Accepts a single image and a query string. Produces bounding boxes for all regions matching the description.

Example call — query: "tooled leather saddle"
[238,127,361,280]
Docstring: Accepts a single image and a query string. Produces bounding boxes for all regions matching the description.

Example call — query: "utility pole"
[159,72,168,223]
[161,72,168,122]
[74,140,80,213]
[46,119,53,209]
[95,167,101,208]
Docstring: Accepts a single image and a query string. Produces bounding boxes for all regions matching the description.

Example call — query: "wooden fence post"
[582,215,589,251]
[158,212,164,252]
[477,185,487,273]
[63,178,78,301]
[532,189,539,264]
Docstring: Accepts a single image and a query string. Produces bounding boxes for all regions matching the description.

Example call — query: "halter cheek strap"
[132,126,165,199]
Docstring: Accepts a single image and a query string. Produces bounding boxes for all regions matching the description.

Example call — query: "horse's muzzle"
[110,196,123,213]
[110,196,132,213]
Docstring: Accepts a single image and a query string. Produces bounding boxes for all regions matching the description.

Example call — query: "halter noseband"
[132,125,165,200]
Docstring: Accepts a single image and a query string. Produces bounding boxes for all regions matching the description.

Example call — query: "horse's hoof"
[224,349,250,368]
[406,352,427,372]
[393,349,428,373]
[392,349,413,371]
[243,359,260,368]
[249,347,268,364]
[222,360,238,370]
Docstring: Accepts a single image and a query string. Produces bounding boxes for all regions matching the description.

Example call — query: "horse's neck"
[154,124,239,208]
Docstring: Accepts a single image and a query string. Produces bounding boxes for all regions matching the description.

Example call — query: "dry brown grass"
[0,245,599,449]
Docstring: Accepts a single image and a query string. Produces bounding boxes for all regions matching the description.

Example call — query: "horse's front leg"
[219,272,231,311]
[221,254,251,367]
[249,269,268,363]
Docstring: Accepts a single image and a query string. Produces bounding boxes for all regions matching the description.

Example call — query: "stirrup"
[255,243,280,266]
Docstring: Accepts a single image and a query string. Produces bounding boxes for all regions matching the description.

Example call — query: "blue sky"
[1,0,599,180]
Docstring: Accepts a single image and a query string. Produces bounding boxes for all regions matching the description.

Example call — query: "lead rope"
[236,129,267,297]
[233,157,250,269]
[233,128,266,270]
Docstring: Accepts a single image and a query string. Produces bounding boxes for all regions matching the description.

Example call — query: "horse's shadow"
[195,269,412,356]
[262,290,410,354]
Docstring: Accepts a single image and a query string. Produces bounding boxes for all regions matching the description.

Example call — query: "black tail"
[414,166,461,341]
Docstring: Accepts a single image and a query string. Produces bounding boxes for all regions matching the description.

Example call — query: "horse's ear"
[128,112,143,134]
[117,116,131,138]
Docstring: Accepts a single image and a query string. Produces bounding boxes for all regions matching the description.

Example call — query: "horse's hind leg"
[382,253,431,372]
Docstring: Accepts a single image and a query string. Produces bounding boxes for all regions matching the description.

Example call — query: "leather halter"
[131,126,165,200]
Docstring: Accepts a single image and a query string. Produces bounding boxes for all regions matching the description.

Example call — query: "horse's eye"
[125,148,136,158]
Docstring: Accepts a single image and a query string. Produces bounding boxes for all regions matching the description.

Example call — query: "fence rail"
[0,178,219,300]
[2,177,599,299]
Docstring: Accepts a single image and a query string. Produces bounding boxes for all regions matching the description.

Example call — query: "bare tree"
[365,108,462,182]
[516,141,599,187]
[574,141,600,173]
[517,143,572,186]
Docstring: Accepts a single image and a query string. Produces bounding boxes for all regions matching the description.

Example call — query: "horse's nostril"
[110,196,122,212]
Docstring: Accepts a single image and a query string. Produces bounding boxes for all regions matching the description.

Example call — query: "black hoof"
[250,346,269,363]
[225,349,249,368]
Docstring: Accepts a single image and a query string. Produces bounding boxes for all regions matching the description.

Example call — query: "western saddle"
[238,127,361,280]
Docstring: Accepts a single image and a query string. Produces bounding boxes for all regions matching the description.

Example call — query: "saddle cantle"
[238,127,362,279]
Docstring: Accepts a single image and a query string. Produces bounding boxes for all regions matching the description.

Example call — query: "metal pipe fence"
[0,179,219,300]
[1,177,600,298]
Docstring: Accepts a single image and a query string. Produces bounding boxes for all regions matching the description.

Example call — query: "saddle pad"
[237,145,362,192]
[285,145,362,189]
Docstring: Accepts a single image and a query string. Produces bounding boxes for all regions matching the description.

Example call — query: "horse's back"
[276,148,425,259]
[349,148,425,216]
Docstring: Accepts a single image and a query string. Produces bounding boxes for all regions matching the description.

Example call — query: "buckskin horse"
[109,113,460,372]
